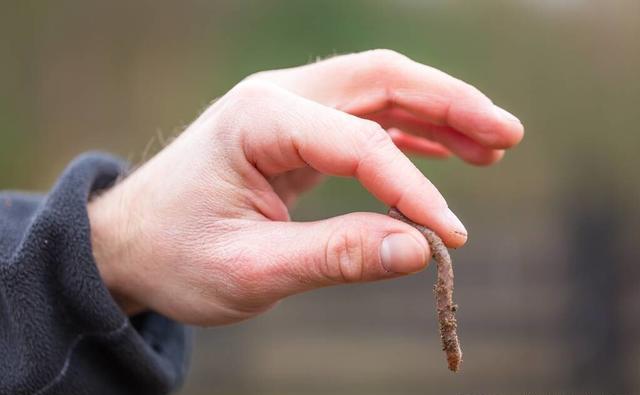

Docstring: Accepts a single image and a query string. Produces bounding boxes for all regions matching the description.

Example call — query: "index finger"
[224,81,468,247]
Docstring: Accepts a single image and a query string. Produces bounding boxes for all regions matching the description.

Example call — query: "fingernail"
[494,105,521,124]
[380,233,428,274]
[443,209,468,242]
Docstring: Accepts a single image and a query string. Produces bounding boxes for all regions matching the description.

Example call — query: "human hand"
[88,50,523,325]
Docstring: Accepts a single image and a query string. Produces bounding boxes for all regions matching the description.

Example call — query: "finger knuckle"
[465,83,485,99]
[216,80,284,133]
[460,82,488,104]
[365,48,407,64]
[353,122,395,173]
[231,79,280,101]
[471,149,504,166]
[324,229,366,283]
[362,121,393,151]
[362,49,408,75]
[242,70,271,83]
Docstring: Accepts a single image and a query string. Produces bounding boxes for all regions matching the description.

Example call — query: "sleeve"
[0,152,192,395]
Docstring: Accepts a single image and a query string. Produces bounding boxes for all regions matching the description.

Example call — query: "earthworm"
[388,207,463,372]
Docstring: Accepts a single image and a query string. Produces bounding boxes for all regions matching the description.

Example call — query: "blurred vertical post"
[564,171,629,393]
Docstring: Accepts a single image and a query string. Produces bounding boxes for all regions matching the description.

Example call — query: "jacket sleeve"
[0,152,192,395]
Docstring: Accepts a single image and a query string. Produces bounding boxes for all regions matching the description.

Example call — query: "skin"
[87,49,524,326]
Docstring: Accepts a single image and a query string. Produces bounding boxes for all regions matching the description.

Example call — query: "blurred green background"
[2,0,639,393]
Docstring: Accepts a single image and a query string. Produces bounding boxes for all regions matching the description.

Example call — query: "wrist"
[88,185,147,316]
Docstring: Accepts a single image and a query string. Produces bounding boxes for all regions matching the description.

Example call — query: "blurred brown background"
[2,1,639,394]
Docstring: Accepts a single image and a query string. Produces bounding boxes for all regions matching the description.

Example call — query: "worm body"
[388,207,463,372]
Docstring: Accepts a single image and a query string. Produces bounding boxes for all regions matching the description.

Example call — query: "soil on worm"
[388,207,463,372]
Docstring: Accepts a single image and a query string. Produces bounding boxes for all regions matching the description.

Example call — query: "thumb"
[245,212,431,298]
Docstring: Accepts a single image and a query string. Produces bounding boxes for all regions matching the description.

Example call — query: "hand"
[88,49,523,325]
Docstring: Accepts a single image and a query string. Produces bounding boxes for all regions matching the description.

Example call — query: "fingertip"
[493,105,525,147]
[414,207,468,248]
[492,149,506,164]
[494,105,522,125]
[390,205,467,251]
[451,102,524,149]
[440,209,468,248]
[466,149,505,167]
[406,226,432,264]
[380,231,430,274]
[445,229,468,249]
[492,105,524,149]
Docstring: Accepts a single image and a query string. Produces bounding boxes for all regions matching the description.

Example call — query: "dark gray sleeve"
[0,152,192,395]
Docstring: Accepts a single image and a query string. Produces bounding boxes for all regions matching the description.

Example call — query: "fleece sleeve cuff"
[0,152,191,395]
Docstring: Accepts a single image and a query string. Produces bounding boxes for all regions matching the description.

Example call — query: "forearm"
[88,182,147,316]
